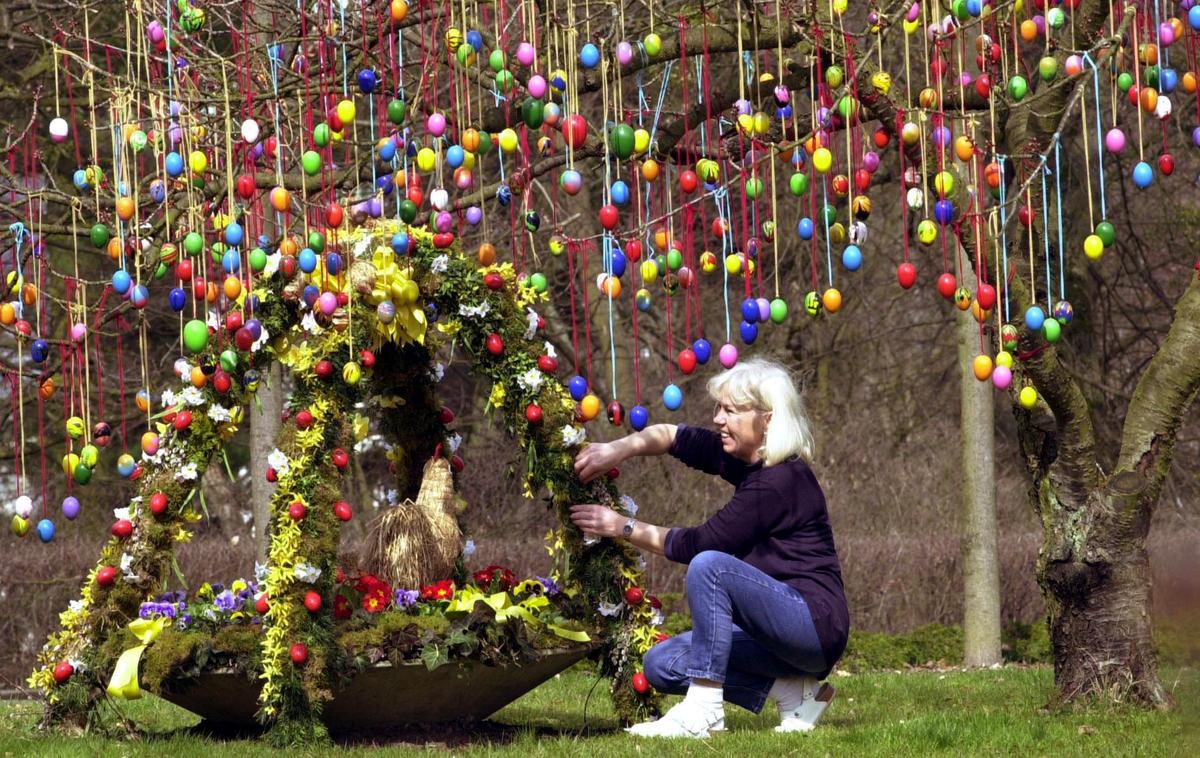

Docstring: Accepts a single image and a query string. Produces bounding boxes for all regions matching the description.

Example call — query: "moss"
[338,611,449,652]
[141,630,207,692]
[212,625,264,656]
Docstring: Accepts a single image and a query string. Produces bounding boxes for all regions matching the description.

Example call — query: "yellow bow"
[368,248,426,345]
[106,616,170,700]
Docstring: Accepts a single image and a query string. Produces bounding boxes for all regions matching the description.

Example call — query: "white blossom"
[294,562,322,583]
[650,609,665,626]
[386,489,398,505]
[267,448,290,476]
[560,425,587,448]
[447,432,463,454]
[301,311,321,334]
[205,309,221,332]
[161,388,179,409]
[517,368,544,393]
[429,363,445,382]
[180,386,206,407]
[458,301,491,318]
[207,405,232,423]
[239,510,253,524]
[430,254,449,273]
[524,308,540,340]
[119,553,138,582]
[543,341,557,358]
[113,507,131,521]
[263,251,282,277]
[463,539,476,558]
[597,601,622,617]
[619,495,639,516]
[254,561,269,584]
[251,325,270,353]
[68,599,87,614]
[176,462,199,482]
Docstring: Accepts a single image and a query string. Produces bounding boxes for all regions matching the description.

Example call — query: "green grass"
[2,665,1195,756]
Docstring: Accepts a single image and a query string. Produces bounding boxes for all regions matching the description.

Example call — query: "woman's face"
[713,392,770,463]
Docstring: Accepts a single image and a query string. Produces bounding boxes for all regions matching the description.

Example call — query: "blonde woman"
[571,358,847,739]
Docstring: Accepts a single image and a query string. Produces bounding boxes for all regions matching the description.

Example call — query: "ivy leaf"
[420,644,447,671]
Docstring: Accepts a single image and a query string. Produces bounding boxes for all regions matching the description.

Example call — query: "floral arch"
[29,223,660,744]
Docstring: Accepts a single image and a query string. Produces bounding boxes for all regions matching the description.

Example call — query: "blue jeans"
[644,550,826,713]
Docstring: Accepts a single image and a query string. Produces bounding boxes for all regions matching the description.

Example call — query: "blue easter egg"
[608,249,627,277]
[446,145,465,168]
[467,30,484,50]
[934,199,956,225]
[31,338,50,363]
[298,247,318,273]
[842,244,863,271]
[1024,305,1046,331]
[569,375,588,401]
[740,320,758,344]
[165,152,184,177]
[379,140,397,162]
[1132,161,1153,188]
[392,232,410,254]
[112,269,132,294]
[325,252,343,275]
[222,249,241,273]
[797,217,814,240]
[693,338,712,364]
[357,68,378,94]
[37,518,56,543]
[663,384,683,411]
[630,404,649,431]
[741,298,759,323]
[1191,6,1200,30]
[130,284,149,309]
[377,173,394,194]
[1160,67,1178,94]
[611,180,631,206]
[73,169,89,189]
[302,285,319,308]
[169,287,187,311]
[580,43,601,69]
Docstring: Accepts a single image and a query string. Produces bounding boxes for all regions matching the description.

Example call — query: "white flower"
[650,609,665,626]
[240,510,253,524]
[619,495,639,516]
[301,311,321,334]
[180,386,205,407]
[386,489,398,505]
[68,659,87,674]
[518,368,544,393]
[176,463,199,482]
[294,562,322,583]
[463,539,476,558]
[597,601,622,617]
[458,301,491,318]
[264,251,282,277]
[524,308,540,340]
[161,388,179,409]
[352,235,374,259]
[267,449,290,476]
[429,363,445,382]
[561,425,587,448]
[207,405,232,423]
[119,553,137,581]
[113,507,131,521]
[254,561,269,583]
[543,341,557,358]
[251,325,270,353]
[431,254,449,273]
[205,309,221,331]
[447,433,463,454]
[68,599,86,614]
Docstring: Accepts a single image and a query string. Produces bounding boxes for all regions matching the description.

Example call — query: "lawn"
[1,665,1194,756]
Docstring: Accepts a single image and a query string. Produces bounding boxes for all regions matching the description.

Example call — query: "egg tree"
[2,0,1199,729]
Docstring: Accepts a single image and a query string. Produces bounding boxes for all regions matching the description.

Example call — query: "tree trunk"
[956,268,1000,667]
[1034,479,1173,708]
[251,363,284,563]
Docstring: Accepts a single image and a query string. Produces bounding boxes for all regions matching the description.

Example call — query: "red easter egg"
[336,292,349,306]
[213,370,232,394]
[304,591,322,612]
[315,359,334,379]
[174,410,192,431]
[112,519,134,538]
[525,403,543,424]
[450,455,465,472]
[331,448,349,469]
[537,355,558,373]
[176,259,193,281]
[236,174,256,199]
[433,232,455,248]
[485,333,504,355]
[679,170,698,193]
[677,348,697,374]
[149,492,169,515]
[439,406,456,424]
[325,202,344,228]
[265,467,278,483]
[897,262,917,289]
[333,500,353,521]
[225,311,244,333]
[290,643,308,664]
[937,272,957,300]
[873,128,890,149]
[288,501,307,520]
[561,113,588,148]
[1159,153,1175,176]
[631,672,650,694]
[53,661,75,683]
[360,349,376,368]
[625,239,642,262]
[624,587,644,605]
[598,204,619,230]
[484,272,505,290]
[280,256,297,278]
[96,566,118,586]
[976,283,997,310]
[255,593,270,614]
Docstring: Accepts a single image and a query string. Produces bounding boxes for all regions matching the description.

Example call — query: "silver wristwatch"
[622,518,637,539]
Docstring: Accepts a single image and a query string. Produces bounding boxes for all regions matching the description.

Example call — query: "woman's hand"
[574,441,626,483]
[569,504,623,539]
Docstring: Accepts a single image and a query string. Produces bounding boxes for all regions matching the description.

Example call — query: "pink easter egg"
[318,292,338,315]
[718,343,739,368]
[516,42,536,67]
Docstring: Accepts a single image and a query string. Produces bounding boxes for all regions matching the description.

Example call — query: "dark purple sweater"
[664,425,849,675]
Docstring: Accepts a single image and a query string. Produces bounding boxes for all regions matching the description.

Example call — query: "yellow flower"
[487,383,507,409]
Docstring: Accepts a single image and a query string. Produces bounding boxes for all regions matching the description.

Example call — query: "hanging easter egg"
[609,123,635,159]
[841,245,863,271]
[630,405,649,431]
[36,518,55,542]
[662,384,683,411]
[1007,75,1028,100]
[1132,161,1153,188]
[580,393,602,421]
[580,43,600,69]
[1018,386,1039,409]
[183,319,209,353]
[718,342,739,368]
[568,375,588,401]
[49,116,70,142]
[607,401,625,426]
[560,169,583,195]
[635,288,652,311]
[11,515,29,538]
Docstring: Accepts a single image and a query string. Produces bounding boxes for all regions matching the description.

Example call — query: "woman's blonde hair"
[706,358,814,466]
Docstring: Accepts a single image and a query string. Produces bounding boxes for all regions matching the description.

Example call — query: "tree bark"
[251,363,284,564]
[956,266,1000,667]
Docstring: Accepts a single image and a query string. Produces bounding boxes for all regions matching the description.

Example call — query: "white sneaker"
[775,681,836,733]
[626,699,725,738]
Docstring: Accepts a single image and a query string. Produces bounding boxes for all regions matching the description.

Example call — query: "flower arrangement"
[32,221,663,742]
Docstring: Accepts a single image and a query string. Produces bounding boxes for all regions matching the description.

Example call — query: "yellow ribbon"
[445,588,590,643]
[106,617,169,700]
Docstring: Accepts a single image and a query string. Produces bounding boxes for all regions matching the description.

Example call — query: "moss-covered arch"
[29,222,660,742]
